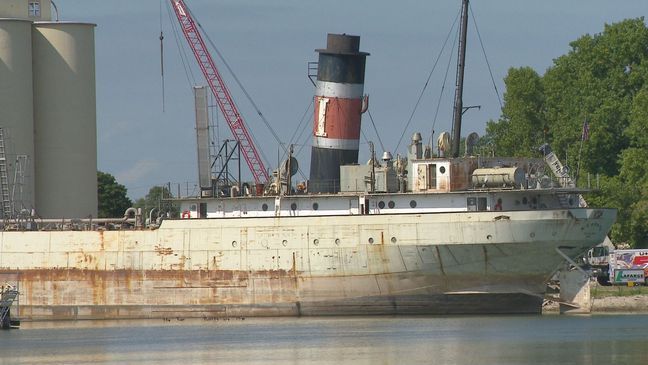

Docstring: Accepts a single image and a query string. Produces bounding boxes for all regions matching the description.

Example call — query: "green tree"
[542,18,648,176]
[134,185,179,220]
[97,171,132,218]
[484,17,648,247]
[589,35,648,248]
[614,86,648,247]
[485,66,546,157]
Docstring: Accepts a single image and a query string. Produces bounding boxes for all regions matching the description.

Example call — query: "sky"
[53,0,648,199]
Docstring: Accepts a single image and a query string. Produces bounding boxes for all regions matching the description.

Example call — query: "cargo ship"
[0,0,615,321]
[1,146,616,319]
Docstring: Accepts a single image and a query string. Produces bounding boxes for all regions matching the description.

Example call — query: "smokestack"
[309,33,369,193]
[194,86,211,196]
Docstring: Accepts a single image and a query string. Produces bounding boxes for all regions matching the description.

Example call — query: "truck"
[608,249,648,285]
[585,243,613,285]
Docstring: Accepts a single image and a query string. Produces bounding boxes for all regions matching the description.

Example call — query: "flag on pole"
[581,120,590,141]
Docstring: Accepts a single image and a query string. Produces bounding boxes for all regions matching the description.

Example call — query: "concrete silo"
[0,18,36,211]
[32,22,97,218]
[0,0,52,21]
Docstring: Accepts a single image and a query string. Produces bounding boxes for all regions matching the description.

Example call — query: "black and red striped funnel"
[309,33,369,193]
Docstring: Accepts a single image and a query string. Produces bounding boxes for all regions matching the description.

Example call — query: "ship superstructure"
[0,125,616,319]
[1,155,615,319]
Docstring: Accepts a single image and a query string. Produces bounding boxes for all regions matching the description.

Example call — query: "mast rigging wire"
[366,110,386,153]
[469,4,503,110]
[429,19,461,148]
[287,99,314,155]
[393,10,461,154]
[285,99,314,180]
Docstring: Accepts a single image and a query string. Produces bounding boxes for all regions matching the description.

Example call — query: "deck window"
[478,197,487,211]
[428,164,437,189]
[29,1,41,17]
[467,197,488,211]
[467,197,477,211]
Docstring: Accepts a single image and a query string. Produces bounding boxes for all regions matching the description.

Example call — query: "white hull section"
[0,208,614,319]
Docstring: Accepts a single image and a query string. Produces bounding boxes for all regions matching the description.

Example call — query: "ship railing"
[1,217,138,232]
[307,179,340,194]
[164,181,202,199]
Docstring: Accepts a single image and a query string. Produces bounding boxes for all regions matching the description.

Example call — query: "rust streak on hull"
[5,268,546,320]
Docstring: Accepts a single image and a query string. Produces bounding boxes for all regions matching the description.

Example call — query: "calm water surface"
[1,314,647,364]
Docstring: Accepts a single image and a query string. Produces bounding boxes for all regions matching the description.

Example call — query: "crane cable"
[186,5,286,169]
[165,1,316,180]
[164,0,197,88]
[159,0,165,112]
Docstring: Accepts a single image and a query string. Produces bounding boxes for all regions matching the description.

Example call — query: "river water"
[1,314,647,364]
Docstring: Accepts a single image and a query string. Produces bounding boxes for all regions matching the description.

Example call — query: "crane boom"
[170,0,270,184]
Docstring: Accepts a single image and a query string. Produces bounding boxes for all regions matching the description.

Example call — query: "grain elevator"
[0,0,98,218]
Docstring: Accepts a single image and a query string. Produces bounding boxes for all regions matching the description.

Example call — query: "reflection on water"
[1,315,647,364]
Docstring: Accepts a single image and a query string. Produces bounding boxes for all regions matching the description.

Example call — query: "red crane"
[170,0,270,184]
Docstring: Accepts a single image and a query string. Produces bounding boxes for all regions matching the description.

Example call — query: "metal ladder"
[541,144,612,247]
[0,128,12,219]
[542,145,575,188]
[1,289,19,329]
[540,144,588,207]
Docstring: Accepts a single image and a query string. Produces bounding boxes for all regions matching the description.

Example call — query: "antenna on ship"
[450,0,469,158]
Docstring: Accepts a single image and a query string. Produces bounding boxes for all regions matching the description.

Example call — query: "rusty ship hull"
[1,207,615,320]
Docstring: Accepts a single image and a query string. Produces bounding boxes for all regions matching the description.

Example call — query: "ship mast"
[451,0,469,158]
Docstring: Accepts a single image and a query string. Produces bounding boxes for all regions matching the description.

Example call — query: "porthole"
[388,201,395,209]
[530,232,536,238]
[368,237,374,244]
[262,203,268,211]
[313,239,319,246]
[312,202,319,210]
[409,200,417,208]
[232,241,238,247]
[291,203,297,211]
[335,238,340,245]
[439,166,446,174]
[378,201,385,209]
[282,240,288,247]
[391,237,397,243]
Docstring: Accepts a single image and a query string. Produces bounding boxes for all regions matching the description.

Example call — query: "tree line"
[483,18,648,248]
[97,171,177,220]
